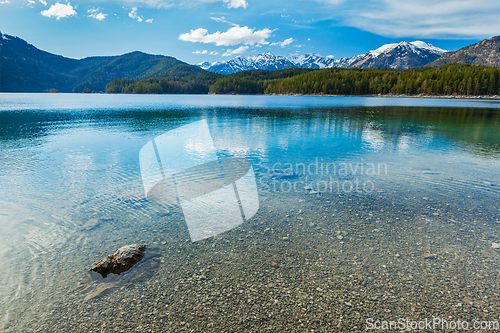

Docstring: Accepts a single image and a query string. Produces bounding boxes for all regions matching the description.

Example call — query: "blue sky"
[1,0,499,64]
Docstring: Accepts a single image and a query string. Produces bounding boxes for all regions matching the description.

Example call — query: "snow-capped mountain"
[341,41,448,69]
[200,52,297,75]
[284,53,338,69]
[198,41,448,74]
[198,61,218,70]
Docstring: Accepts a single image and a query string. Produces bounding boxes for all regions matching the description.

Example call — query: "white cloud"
[116,0,247,10]
[39,0,47,5]
[222,45,248,56]
[211,16,226,23]
[121,0,173,9]
[40,3,77,19]
[210,16,237,26]
[193,50,208,54]
[223,0,247,9]
[126,7,150,22]
[128,7,137,18]
[27,0,35,7]
[271,37,294,48]
[0,0,11,4]
[88,7,107,20]
[128,7,144,22]
[92,12,107,20]
[209,51,219,55]
[323,0,500,38]
[179,25,272,46]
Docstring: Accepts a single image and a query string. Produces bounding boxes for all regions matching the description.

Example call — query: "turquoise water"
[1,94,500,332]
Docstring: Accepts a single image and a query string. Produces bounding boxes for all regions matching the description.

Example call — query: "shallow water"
[1,94,500,332]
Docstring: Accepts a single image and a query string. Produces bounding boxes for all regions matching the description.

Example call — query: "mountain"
[338,41,447,69]
[199,41,448,74]
[1,32,81,92]
[0,32,205,92]
[429,35,500,68]
[71,52,205,93]
[199,53,296,75]
[198,52,334,74]
[285,53,338,69]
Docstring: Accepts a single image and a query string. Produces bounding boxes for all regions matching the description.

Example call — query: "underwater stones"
[84,282,116,301]
[423,252,436,259]
[80,218,100,231]
[491,242,500,249]
[90,244,146,278]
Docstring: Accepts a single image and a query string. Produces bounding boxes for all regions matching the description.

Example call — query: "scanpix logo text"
[366,317,500,330]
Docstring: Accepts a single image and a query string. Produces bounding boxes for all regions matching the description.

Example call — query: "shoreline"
[3,91,500,100]
[266,93,500,100]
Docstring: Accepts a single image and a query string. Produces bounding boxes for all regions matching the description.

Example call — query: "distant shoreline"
[3,91,499,100]
[216,92,500,100]
[277,93,500,100]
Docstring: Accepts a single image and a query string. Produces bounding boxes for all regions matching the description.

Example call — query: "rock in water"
[423,252,436,259]
[90,244,146,278]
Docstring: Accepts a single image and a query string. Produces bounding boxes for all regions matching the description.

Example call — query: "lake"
[1,94,500,332]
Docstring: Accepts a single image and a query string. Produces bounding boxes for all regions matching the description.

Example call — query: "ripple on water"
[0,100,500,331]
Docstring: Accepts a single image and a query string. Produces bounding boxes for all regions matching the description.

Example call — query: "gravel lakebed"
[3,183,500,333]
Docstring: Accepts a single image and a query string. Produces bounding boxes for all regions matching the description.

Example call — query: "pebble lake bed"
[1,94,500,332]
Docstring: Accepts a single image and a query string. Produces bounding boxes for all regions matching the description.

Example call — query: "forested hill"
[105,72,223,94]
[210,64,500,96]
[109,64,500,97]
[105,68,311,94]
[0,32,205,93]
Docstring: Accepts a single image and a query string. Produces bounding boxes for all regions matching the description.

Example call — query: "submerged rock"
[90,244,146,278]
[423,252,436,259]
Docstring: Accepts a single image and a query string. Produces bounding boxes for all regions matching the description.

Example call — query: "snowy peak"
[369,42,401,58]
[410,41,447,55]
[285,53,337,69]
[368,41,447,58]
[198,61,218,70]
[202,53,297,74]
[198,41,448,74]
[353,41,449,69]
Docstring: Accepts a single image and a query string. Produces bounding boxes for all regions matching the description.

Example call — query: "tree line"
[105,73,222,94]
[107,64,500,97]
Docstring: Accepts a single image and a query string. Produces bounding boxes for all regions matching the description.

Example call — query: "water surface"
[1,94,500,332]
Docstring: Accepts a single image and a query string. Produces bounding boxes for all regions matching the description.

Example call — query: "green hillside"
[0,32,205,93]
[105,72,222,94]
